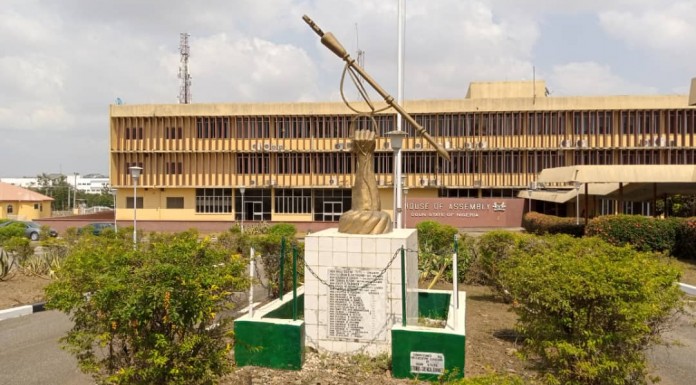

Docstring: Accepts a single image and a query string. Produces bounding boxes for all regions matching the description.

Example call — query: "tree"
[34,173,70,211]
[46,230,249,385]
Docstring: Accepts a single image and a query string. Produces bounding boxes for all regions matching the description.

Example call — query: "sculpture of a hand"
[338,129,393,234]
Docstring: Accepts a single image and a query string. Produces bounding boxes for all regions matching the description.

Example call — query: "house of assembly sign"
[404,198,524,228]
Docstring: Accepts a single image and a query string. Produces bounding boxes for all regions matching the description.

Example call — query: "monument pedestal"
[304,228,419,355]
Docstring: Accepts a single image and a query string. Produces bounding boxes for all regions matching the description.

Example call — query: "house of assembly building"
[109,80,696,232]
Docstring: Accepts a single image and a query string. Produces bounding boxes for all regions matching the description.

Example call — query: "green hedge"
[585,215,679,253]
[674,217,696,260]
[522,212,584,237]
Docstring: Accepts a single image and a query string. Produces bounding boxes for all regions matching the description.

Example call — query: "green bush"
[500,235,682,385]
[673,217,696,260]
[473,231,526,297]
[585,215,679,253]
[3,236,33,265]
[0,223,25,244]
[46,230,249,385]
[416,221,458,287]
[522,212,584,237]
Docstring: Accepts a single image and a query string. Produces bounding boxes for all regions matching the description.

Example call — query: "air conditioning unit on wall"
[335,143,344,150]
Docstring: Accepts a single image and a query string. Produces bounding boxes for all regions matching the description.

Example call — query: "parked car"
[0,220,58,241]
[78,222,116,236]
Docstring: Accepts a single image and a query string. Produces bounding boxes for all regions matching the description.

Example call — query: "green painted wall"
[391,328,465,380]
[264,294,305,320]
[234,320,305,370]
[418,291,450,320]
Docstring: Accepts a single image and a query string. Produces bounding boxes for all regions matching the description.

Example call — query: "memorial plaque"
[410,352,445,375]
[328,267,387,341]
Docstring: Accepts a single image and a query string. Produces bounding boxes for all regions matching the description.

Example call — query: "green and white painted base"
[391,289,466,380]
[234,286,305,370]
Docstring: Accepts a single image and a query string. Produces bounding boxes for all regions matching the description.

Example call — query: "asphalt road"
[0,310,92,385]
[646,303,696,385]
[1,305,694,384]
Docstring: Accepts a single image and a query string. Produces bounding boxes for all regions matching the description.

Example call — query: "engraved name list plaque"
[328,267,388,341]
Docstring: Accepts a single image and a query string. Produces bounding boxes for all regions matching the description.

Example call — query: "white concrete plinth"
[304,228,418,355]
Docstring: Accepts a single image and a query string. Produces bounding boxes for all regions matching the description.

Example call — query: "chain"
[304,247,403,292]
[304,316,394,355]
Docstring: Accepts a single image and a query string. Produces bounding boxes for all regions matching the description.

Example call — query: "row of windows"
[119,149,696,180]
[127,187,537,217]
[160,188,350,220]
[119,109,696,140]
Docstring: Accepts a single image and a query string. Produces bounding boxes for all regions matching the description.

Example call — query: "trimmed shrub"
[500,235,682,385]
[585,215,679,253]
[416,221,458,286]
[46,230,248,385]
[3,236,33,265]
[522,212,584,237]
[674,217,696,260]
[474,231,527,299]
[0,224,25,244]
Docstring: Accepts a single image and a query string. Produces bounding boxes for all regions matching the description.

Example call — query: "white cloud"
[547,62,657,96]
[599,2,696,55]
[189,34,320,102]
[0,0,694,176]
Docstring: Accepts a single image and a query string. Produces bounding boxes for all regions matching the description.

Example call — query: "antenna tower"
[178,33,192,104]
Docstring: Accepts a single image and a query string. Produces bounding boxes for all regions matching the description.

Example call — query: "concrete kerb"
[680,283,696,297]
[0,302,46,321]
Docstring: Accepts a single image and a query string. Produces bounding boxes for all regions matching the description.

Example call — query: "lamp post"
[386,130,408,229]
[129,166,143,248]
[402,186,409,228]
[239,186,246,233]
[574,181,582,225]
[110,188,118,233]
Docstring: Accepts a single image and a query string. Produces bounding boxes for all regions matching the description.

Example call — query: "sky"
[1,0,694,177]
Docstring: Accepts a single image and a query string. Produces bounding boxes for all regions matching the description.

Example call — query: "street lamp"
[574,181,582,225]
[239,186,246,233]
[386,129,408,229]
[110,188,118,233]
[129,166,143,247]
[402,186,409,228]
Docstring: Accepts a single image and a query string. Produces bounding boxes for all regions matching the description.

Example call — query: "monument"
[301,16,451,354]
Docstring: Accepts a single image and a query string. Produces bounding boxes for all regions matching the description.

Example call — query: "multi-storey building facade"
[110,81,696,230]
